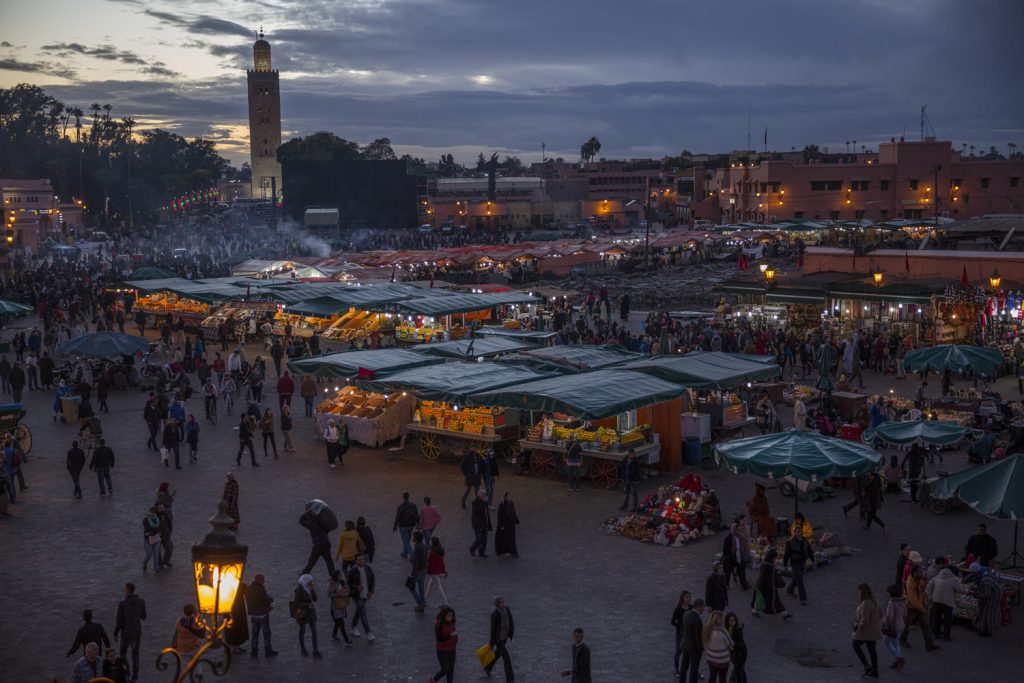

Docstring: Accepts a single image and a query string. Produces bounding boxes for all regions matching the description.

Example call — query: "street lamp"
[872,268,884,287]
[990,269,1002,289]
[157,500,248,682]
[764,265,777,286]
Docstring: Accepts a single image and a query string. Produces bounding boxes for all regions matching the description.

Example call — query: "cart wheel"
[420,433,441,461]
[15,424,31,455]
[473,441,489,458]
[928,498,949,515]
[590,457,620,488]
[503,442,521,465]
[531,450,556,478]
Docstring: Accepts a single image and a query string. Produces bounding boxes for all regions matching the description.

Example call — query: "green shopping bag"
[754,590,766,612]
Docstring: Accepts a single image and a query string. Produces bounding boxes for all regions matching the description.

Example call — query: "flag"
[904,251,910,275]
[961,264,969,286]
[763,127,768,148]
[356,367,376,380]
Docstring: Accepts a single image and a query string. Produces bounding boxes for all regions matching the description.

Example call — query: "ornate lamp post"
[156,500,248,682]
[989,269,1002,289]
[763,265,777,287]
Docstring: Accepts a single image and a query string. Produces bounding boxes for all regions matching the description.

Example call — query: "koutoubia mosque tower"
[247,29,282,200]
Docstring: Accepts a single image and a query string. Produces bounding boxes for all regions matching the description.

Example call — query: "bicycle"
[204,395,218,425]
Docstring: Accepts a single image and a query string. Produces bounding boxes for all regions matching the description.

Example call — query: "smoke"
[276,218,333,257]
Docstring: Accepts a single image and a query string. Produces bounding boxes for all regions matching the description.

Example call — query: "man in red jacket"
[277,371,294,409]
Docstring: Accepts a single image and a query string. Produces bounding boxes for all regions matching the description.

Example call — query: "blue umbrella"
[0,300,32,316]
[60,332,150,359]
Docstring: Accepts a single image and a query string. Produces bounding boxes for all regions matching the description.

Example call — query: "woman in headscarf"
[746,484,774,538]
[752,548,791,620]
[225,579,249,654]
[222,473,240,529]
[293,574,321,657]
[969,563,1001,637]
[494,492,520,557]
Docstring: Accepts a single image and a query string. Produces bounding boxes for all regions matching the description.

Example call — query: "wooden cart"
[0,403,32,454]
[408,423,521,461]
[516,438,660,488]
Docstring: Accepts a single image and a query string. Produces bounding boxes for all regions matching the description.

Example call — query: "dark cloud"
[0,42,12,48]
[143,9,254,38]
[0,58,76,80]
[40,42,177,76]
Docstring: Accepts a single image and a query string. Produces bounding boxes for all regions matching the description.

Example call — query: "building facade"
[703,139,1024,224]
[247,31,283,200]
[1,178,62,252]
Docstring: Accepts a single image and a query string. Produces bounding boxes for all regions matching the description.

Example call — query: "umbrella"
[903,344,1003,378]
[59,332,150,359]
[928,454,1024,568]
[0,300,32,316]
[815,342,836,392]
[715,429,882,515]
[863,420,981,448]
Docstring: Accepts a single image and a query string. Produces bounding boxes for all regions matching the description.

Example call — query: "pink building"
[1,178,62,253]
[702,139,1024,224]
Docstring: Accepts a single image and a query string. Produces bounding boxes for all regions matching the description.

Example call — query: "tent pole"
[1001,519,1023,570]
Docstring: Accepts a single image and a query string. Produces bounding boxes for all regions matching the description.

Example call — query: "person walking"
[702,610,733,683]
[393,491,420,559]
[901,565,938,651]
[143,394,161,451]
[783,525,812,605]
[300,506,337,577]
[323,419,341,468]
[292,574,321,657]
[431,606,458,683]
[566,437,583,492]
[246,573,278,658]
[619,449,640,512]
[347,554,376,641]
[678,598,705,683]
[670,591,692,676]
[88,438,115,496]
[142,507,162,573]
[184,415,200,464]
[408,530,428,612]
[236,414,258,467]
[901,444,926,503]
[113,583,146,683]
[469,490,492,558]
[482,448,499,503]
[162,419,182,470]
[277,370,294,409]
[425,536,449,606]
[66,440,86,499]
[926,557,963,641]
[494,492,520,557]
[842,473,865,517]
[68,642,103,683]
[66,609,111,657]
[102,646,129,683]
[334,520,365,575]
[300,374,317,417]
[356,517,376,563]
[484,597,515,682]
[852,583,882,678]
[861,472,886,531]
[156,502,174,568]
[259,408,279,458]
[223,473,240,529]
[560,627,591,683]
[280,404,294,453]
[724,612,747,683]
[8,361,25,402]
[881,583,907,670]
[327,569,353,644]
[721,517,750,591]
[459,449,482,508]
[705,561,729,612]
[419,496,442,542]
[752,549,791,619]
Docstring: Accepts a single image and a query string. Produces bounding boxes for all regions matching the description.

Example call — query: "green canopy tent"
[412,336,538,359]
[928,454,1024,568]
[473,327,559,343]
[714,429,882,515]
[127,266,177,280]
[470,369,686,420]
[903,344,1004,378]
[863,420,981,448]
[287,349,444,379]
[623,352,780,390]
[358,361,559,405]
[284,297,353,319]
[511,345,645,373]
[60,332,150,359]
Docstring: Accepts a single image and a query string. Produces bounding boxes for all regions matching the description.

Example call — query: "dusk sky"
[2,0,1020,166]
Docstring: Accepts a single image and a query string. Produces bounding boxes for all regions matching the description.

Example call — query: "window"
[981,177,990,188]
[880,209,889,220]
[794,211,804,219]
[851,181,869,191]
[909,180,919,190]
[830,210,840,220]
[855,210,865,219]
[1011,177,1019,188]
[880,180,890,191]
[951,178,962,189]
[810,180,842,191]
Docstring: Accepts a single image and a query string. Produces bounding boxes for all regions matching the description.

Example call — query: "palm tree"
[123,117,136,229]
[580,136,601,164]
[845,141,850,154]
[970,145,976,157]
[801,144,820,163]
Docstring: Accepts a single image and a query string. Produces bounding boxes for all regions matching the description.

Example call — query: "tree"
[361,137,396,160]
[801,144,821,163]
[580,136,601,163]
[276,131,362,163]
[475,152,487,172]
[400,154,427,175]
[502,155,526,175]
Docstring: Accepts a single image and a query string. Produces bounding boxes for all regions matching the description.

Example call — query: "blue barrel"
[684,437,702,466]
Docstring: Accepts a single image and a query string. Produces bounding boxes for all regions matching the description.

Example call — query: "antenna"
[747,105,751,152]
[259,25,264,39]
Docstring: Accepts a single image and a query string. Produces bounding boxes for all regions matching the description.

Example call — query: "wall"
[803,247,1024,283]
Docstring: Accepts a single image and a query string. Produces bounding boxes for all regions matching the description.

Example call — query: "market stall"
[609,473,723,546]
[412,336,538,360]
[357,361,557,461]
[313,385,415,447]
[288,348,444,380]
[200,305,264,342]
[903,344,1004,379]
[132,291,210,326]
[472,369,686,484]
[863,420,981,449]
[509,345,644,373]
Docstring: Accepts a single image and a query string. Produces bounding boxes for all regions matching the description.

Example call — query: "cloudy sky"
[2,0,1020,166]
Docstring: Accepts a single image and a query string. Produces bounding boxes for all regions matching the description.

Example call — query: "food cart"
[132,292,210,327]
[313,385,415,447]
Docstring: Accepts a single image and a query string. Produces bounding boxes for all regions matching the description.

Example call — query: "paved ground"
[1,321,1020,682]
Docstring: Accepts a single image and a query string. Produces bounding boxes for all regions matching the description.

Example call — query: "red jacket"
[427,549,446,575]
[277,375,295,395]
[435,620,458,652]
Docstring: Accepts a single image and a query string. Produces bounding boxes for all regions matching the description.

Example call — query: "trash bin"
[684,436,702,466]
[61,395,81,423]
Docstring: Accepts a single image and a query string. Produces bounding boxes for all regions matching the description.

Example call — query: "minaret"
[247,28,282,200]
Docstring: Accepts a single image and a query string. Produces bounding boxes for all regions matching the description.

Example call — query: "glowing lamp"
[872,269,884,286]
[192,501,248,618]
[764,266,777,284]
[990,269,1002,289]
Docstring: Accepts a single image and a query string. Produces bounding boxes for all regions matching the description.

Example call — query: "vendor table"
[518,437,660,487]
[832,391,868,420]
[408,422,520,461]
